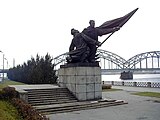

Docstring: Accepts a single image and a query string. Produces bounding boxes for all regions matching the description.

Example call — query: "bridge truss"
[53,49,160,70]
[125,51,160,69]
[97,49,127,69]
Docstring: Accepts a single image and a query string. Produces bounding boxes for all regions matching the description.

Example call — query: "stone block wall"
[58,66,102,101]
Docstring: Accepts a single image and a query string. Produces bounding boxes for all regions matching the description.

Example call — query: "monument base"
[58,64,102,101]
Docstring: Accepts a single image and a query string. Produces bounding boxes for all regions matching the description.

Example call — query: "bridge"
[0,69,9,73]
[53,49,160,74]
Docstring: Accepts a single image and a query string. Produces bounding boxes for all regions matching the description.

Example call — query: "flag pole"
[99,31,115,47]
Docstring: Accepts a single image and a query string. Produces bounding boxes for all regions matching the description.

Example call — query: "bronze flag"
[98,8,139,46]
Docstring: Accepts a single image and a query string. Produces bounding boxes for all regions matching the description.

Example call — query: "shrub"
[1,86,18,100]
[0,87,49,120]
[102,84,112,89]
[0,90,4,99]
[11,98,49,120]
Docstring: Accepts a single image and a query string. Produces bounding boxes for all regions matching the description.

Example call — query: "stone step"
[28,95,76,100]
[26,88,75,95]
[35,100,127,115]
[28,97,77,103]
[30,99,78,106]
[29,93,69,95]
[28,99,78,105]
[27,89,69,92]
[30,98,78,103]
[36,99,117,110]
[27,89,71,97]
[27,87,78,106]
[27,92,70,96]
[28,94,76,101]
[28,93,73,97]
[28,97,76,102]
[28,92,71,97]
[25,88,68,92]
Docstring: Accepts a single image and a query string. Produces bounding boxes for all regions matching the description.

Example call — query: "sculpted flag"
[97,8,139,36]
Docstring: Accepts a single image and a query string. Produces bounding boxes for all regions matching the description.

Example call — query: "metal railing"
[103,81,160,88]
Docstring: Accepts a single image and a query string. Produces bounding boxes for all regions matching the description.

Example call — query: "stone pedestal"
[58,64,102,101]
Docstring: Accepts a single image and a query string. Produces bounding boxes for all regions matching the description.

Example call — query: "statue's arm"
[81,33,101,46]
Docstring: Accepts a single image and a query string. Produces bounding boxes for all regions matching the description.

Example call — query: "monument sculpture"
[66,8,138,64]
[67,21,120,63]
[58,8,138,101]
[66,28,101,63]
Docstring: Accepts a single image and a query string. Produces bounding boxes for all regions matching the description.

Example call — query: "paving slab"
[47,86,160,120]
[9,84,160,120]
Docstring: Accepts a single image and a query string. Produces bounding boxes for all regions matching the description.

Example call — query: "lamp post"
[0,51,5,83]
[3,54,4,82]
[4,58,8,69]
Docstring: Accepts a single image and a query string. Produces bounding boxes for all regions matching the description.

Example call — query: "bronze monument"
[66,8,139,64]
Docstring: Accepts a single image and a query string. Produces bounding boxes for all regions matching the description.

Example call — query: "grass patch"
[0,100,22,120]
[0,79,26,90]
[0,79,25,120]
[102,88,123,92]
[132,92,160,98]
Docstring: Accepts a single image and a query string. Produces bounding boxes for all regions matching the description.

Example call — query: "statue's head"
[89,20,95,28]
[71,28,79,36]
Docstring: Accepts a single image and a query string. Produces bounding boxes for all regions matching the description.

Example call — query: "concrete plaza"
[47,86,160,120]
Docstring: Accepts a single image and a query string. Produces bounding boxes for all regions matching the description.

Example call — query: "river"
[102,74,160,82]
[1,74,160,83]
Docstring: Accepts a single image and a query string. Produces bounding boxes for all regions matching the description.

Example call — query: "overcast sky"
[0,0,160,68]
